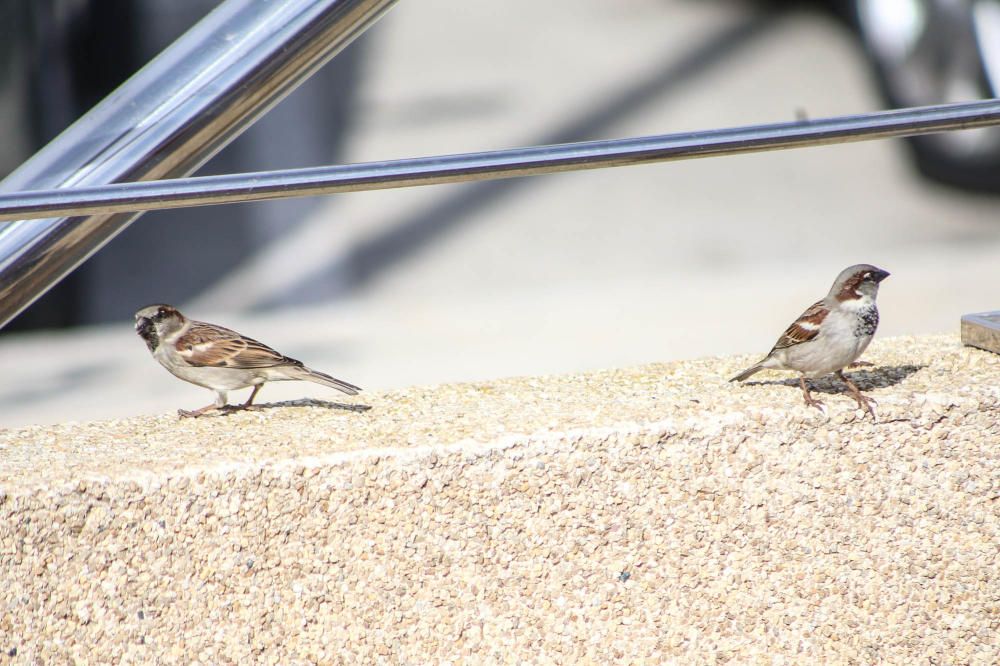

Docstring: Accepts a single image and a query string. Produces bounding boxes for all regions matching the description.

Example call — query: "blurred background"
[1,0,998,426]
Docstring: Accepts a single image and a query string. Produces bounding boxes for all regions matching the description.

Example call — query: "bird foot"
[178,404,246,418]
[178,406,223,418]
[804,397,828,419]
[852,394,879,423]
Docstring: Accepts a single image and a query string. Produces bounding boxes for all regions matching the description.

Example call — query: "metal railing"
[0,100,998,224]
[0,0,999,330]
[0,0,398,330]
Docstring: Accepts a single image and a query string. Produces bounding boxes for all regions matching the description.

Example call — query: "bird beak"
[135,316,152,336]
[873,269,890,283]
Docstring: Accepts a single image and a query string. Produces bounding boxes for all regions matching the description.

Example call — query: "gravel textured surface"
[2,335,999,663]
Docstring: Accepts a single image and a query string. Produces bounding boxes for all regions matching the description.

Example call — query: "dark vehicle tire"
[845,0,1000,192]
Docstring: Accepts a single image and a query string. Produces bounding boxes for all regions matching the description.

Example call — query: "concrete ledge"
[2,335,999,663]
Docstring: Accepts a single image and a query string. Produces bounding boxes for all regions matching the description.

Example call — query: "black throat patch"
[137,320,160,352]
[854,305,879,337]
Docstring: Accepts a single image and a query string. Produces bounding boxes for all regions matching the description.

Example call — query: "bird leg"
[238,384,265,411]
[178,404,224,418]
[179,385,265,417]
[836,370,878,421]
[799,377,828,418]
[179,389,230,418]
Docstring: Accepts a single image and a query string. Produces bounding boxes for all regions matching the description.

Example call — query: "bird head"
[134,304,186,350]
[831,264,890,303]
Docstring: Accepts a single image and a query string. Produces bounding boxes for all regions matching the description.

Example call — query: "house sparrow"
[135,304,361,417]
[729,264,890,419]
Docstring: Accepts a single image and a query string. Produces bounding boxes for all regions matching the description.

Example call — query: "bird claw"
[178,408,214,418]
[855,396,879,423]
[178,405,229,418]
[805,399,828,419]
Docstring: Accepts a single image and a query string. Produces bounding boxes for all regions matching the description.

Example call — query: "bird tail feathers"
[293,366,361,395]
[729,364,764,383]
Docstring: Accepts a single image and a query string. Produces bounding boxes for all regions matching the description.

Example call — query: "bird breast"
[779,305,877,378]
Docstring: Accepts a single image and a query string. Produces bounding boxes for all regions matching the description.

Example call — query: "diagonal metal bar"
[0,0,398,330]
[0,99,998,225]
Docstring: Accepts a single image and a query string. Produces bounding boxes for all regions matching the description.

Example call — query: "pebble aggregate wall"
[2,336,998,663]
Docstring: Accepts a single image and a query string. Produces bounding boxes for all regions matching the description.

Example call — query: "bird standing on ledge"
[730,264,890,420]
[135,304,361,418]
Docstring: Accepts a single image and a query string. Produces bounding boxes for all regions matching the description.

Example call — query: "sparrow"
[134,304,361,418]
[729,264,890,419]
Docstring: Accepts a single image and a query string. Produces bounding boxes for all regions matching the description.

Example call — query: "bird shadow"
[739,364,926,395]
[261,398,373,412]
[195,398,372,418]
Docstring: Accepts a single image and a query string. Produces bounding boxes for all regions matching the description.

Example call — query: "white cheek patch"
[838,295,873,312]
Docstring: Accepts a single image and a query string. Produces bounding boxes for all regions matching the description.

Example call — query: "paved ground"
[2,0,1000,427]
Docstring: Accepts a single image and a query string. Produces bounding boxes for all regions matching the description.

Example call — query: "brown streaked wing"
[175,322,293,368]
[770,300,829,351]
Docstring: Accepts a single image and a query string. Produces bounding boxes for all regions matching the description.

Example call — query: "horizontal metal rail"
[0,99,999,222]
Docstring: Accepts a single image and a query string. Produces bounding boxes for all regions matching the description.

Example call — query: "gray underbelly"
[166,364,265,391]
[778,337,867,377]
